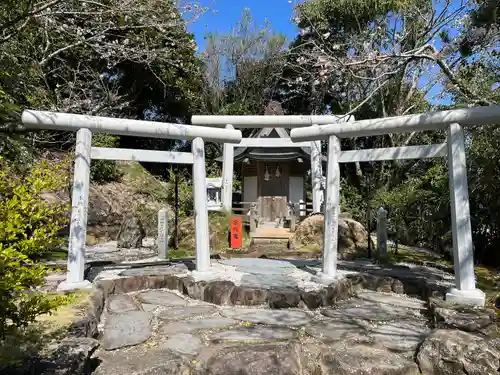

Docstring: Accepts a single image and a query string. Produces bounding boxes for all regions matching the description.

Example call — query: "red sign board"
[230,217,242,248]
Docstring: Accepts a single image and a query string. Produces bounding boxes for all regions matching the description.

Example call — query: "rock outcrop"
[417,329,500,375]
[290,213,372,257]
[116,215,145,248]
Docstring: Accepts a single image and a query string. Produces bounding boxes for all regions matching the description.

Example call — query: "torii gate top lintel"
[191,114,355,128]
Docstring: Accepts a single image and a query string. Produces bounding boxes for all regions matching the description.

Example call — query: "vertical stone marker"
[446,123,485,306]
[58,128,93,291]
[158,208,169,259]
[377,207,388,261]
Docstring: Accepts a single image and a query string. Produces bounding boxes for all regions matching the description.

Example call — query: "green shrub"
[0,157,69,336]
[90,134,123,183]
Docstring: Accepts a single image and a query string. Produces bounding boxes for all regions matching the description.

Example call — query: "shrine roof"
[216,127,325,162]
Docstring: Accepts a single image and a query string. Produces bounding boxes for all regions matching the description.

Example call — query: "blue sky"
[188,0,299,52]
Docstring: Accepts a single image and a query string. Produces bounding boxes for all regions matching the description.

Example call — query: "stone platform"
[92,256,456,308]
[49,258,499,375]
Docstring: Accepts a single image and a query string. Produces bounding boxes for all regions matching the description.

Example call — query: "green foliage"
[296,0,423,33]
[90,134,123,183]
[371,163,450,249]
[0,158,69,336]
[340,179,366,222]
[1,0,203,158]
[166,169,193,216]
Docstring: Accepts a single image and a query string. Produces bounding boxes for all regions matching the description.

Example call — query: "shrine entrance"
[259,161,288,222]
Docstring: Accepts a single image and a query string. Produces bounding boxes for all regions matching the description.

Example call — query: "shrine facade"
[218,127,319,222]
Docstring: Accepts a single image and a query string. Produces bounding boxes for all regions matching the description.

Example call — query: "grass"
[0,289,93,367]
[168,248,193,259]
[120,161,169,202]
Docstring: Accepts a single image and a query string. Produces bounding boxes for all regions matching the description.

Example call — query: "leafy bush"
[0,157,69,336]
[340,178,366,222]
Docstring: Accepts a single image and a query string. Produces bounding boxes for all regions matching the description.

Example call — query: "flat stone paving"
[157,305,219,320]
[93,286,435,374]
[120,264,189,277]
[106,294,141,314]
[210,326,298,343]
[221,308,312,327]
[321,299,422,322]
[136,290,188,307]
[89,257,464,374]
[357,290,426,310]
[162,333,203,356]
[101,311,153,350]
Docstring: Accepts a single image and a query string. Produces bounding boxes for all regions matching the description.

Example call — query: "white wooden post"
[313,135,341,285]
[311,125,323,213]
[377,207,388,261]
[58,128,93,291]
[191,137,217,280]
[157,208,169,259]
[299,199,306,217]
[221,124,235,212]
[445,123,485,306]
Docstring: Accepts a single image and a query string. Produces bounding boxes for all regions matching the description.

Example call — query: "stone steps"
[251,226,292,240]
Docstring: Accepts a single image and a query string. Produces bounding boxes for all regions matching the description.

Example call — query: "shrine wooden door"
[259,162,289,222]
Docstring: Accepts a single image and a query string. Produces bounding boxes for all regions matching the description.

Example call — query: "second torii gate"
[21,110,242,291]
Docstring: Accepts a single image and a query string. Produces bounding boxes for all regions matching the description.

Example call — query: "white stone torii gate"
[21,110,242,291]
[290,105,500,307]
[195,105,500,307]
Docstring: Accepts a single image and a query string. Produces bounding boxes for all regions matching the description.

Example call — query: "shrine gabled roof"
[216,127,321,162]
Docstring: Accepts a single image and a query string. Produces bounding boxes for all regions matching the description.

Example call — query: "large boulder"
[116,214,146,248]
[290,214,371,256]
[429,297,496,333]
[417,329,500,375]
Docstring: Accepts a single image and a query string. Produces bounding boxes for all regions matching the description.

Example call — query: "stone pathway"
[93,288,433,374]
[83,255,500,375]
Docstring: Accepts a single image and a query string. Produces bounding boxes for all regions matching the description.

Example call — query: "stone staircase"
[251,220,292,244]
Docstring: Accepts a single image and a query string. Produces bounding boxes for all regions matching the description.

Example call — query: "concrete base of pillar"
[445,288,485,307]
[188,269,220,282]
[57,279,93,292]
[312,272,341,286]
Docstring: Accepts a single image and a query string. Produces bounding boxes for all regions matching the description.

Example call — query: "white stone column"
[157,208,169,259]
[445,123,485,306]
[221,124,235,213]
[191,137,217,280]
[58,128,93,291]
[310,125,323,213]
[377,207,388,261]
[313,135,341,285]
